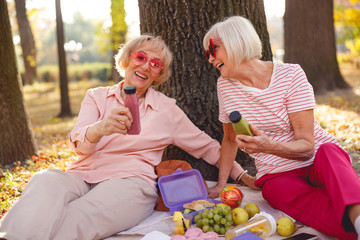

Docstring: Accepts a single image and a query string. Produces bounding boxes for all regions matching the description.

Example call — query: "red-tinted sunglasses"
[131,51,164,73]
[205,38,221,61]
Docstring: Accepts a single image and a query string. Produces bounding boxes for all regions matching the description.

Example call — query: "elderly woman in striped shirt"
[204,16,360,240]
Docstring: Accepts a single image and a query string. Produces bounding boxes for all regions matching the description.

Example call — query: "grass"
[37,62,112,82]
[0,63,360,219]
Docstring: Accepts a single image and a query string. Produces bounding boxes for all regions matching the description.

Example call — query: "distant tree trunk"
[0,0,36,165]
[55,0,72,117]
[14,0,38,85]
[110,0,127,82]
[284,0,351,94]
[138,0,272,180]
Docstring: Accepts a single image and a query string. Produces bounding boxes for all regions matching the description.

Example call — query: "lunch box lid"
[158,168,208,211]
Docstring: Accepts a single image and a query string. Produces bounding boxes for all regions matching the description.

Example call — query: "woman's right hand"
[86,107,133,143]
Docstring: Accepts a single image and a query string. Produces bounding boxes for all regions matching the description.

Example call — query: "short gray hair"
[203,16,262,66]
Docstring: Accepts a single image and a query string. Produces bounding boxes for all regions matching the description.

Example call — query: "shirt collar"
[106,81,159,111]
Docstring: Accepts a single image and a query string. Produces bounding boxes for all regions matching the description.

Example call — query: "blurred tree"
[14,0,38,85]
[110,0,128,82]
[55,0,72,117]
[334,0,360,68]
[64,12,110,63]
[0,0,36,164]
[37,14,110,65]
[138,0,272,180]
[284,0,351,94]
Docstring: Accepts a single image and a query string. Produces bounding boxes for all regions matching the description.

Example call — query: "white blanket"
[106,182,335,240]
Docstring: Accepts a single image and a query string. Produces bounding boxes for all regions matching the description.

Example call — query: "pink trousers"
[255,143,360,240]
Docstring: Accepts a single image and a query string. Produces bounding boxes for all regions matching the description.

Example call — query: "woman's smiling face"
[124,43,163,97]
[207,40,234,79]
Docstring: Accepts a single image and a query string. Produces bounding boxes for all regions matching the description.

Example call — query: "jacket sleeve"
[68,89,101,155]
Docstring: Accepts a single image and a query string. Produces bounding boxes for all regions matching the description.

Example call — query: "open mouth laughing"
[216,63,224,70]
[135,71,148,80]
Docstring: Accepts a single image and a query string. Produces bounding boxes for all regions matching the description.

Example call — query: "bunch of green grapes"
[193,204,233,235]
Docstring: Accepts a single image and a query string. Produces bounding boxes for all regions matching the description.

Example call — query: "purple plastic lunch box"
[158,168,220,216]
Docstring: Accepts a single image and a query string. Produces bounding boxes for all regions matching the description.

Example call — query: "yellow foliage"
[345,39,360,57]
[334,2,360,60]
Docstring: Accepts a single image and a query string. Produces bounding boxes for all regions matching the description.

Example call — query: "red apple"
[220,186,243,209]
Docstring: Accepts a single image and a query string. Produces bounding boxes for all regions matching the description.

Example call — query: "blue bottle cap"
[229,111,242,123]
[124,85,136,94]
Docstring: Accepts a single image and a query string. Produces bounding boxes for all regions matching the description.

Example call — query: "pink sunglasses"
[131,51,164,73]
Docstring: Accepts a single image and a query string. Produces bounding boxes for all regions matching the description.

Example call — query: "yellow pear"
[232,207,249,225]
[244,203,260,218]
[277,217,297,237]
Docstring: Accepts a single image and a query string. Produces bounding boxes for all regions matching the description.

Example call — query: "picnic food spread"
[157,169,301,239]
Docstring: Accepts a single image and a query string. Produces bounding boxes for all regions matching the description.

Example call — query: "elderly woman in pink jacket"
[0,35,249,240]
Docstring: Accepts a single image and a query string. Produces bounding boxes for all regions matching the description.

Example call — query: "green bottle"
[229,111,254,136]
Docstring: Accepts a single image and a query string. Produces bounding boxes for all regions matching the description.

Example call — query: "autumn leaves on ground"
[1,63,360,219]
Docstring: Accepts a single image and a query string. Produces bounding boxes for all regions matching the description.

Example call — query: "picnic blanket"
[105,181,336,240]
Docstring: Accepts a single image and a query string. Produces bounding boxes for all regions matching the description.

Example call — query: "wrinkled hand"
[96,107,133,136]
[86,108,133,143]
[235,124,272,155]
[207,185,223,199]
[239,173,260,190]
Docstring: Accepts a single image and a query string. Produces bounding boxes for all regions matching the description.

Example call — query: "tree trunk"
[55,0,72,117]
[138,0,272,180]
[14,0,38,85]
[284,0,351,94]
[0,0,36,165]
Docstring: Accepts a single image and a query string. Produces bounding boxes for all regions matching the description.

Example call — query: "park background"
[1,0,360,219]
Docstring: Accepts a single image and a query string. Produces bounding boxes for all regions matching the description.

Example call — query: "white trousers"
[0,169,158,240]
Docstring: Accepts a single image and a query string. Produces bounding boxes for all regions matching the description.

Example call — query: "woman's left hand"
[207,185,223,199]
[235,125,272,154]
[239,173,260,190]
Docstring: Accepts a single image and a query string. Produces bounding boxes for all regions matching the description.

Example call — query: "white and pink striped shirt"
[217,62,339,179]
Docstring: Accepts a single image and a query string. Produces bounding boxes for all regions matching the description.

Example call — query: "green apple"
[244,203,260,218]
[277,217,297,237]
[231,207,249,225]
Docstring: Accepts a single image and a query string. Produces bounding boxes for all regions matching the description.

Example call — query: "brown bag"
[155,160,208,211]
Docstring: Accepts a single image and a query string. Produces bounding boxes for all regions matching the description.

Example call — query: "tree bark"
[0,0,36,165]
[55,0,72,117]
[138,0,272,180]
[284,0,351,94]
[14,0,38,85]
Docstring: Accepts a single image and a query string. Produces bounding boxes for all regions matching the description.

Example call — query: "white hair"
[203,16,262,66]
